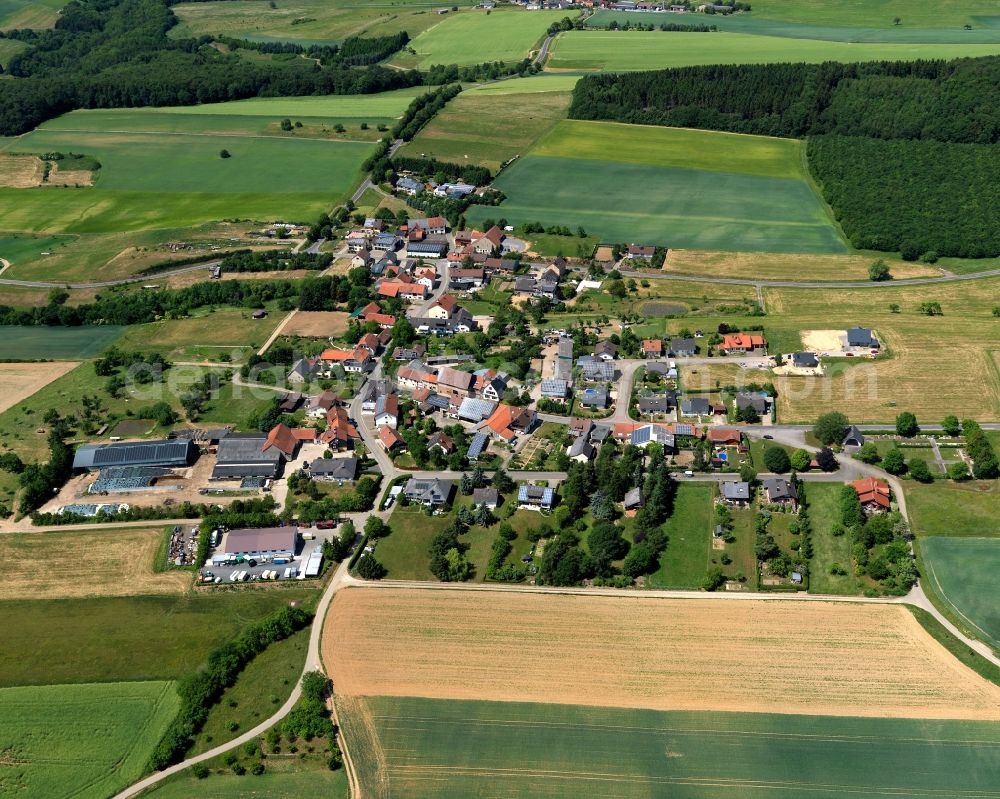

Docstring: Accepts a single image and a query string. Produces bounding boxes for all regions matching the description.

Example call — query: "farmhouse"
[309,457,358,482]
[517,484,555,511]
[72,439,196,471]
[720,332,766,354]
[404,477,453,507]
[322,406,359,450]
[212,433,284,479]
[222,526,298,561]
[852,477,891,512]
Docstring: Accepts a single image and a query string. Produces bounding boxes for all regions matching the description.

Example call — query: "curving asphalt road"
[619,265,1000,289]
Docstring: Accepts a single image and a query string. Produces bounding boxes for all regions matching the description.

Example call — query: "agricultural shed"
[72,439,196,471]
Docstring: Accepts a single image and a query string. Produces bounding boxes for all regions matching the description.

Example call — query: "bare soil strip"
[324,588,1000,720]
[0,362,80,413]
[279,310,349,338]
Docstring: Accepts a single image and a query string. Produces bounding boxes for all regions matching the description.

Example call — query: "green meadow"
[400,88,571,171]
[905,481,1000,538]
[545,30,1000,71]
[0,36,26,65]
[921,536,1000,650]
[170,0,454,44]
[0,680,180,799]
[588,11,1000,42]
[0,94,408,234]
[0,325,126,360]
[469,121,846,253]
[744,0,999,29]
[143,770,348,799]
[389,8,564,69]
[0,0,63,29]
[465,74,581,95]
[646,481,714,589]
[344,695,1000,799]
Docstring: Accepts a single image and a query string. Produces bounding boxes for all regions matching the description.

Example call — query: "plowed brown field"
[324,588,1000,720]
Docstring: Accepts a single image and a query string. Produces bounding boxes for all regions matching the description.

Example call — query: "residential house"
[319,347,373,374]
[427,295,458,320]
[646,360,678,379]
[791,352,819,369]
[577,356,614,382]
[624,487,644,514]
[395,176,423,195]
[642,339,664,357]
[428,431,454,455]
[483,257,516,275]
[373,394,399,429]
[720,332,766,354]
[638,393,675,416]
[436,366,475,402]
[378,426,405,452]
[392,344,426,361]
[762,477,798,508]
[842,425,865,450]
[594,341,617,361]
[322,407,359,450]
[306,390,339,419]
[707,427,742,447]
[474,369,508,402]
[670,338,697,357]
[309,457,358,482]
[629,424,675,451]
[517,484,555,511]
[472,487,498,509]
[372,232,400,252]
[397,360,438,391]
[351,249,372,269]
[580,386,609,408]
[288,358,319,385]
[360,379,395,413]
[844,326,879,350]
[681,397,711,417]
[627,244,655,260]
[721,481,751,506]
[472,225,504,255]
[569,418,593,439]
[449,267,486,291]
[403,477,453,507]
[346,232,368,253]
[567,437,596,462]
[852,477,891,512]
[735,392,769,417]
[483,403,536,443]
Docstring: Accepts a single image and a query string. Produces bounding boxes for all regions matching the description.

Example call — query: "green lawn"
[587,10,1000,42]
[389,8,565,69]
[343,695,1000,799]
[646,482,713,589]
[469,125,846,253]
[190,627,309,755]
[723,506,758,589]
[465,74,581,95]
[142,769,348,799]
[0,590,317,686]
[905,481,1000,537]
[805,481,862,595]
[545,30,1000,71]
[921,536,1000,650]
[0,324,125,360]
[0,680,180,799]
[399,89,571,172]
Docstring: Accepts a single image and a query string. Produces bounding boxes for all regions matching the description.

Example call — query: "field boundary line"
[922,545,997,647]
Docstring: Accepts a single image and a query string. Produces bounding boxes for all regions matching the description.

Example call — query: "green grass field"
[905,481,1000,537]
[746,0,999,29]
[0,0,63,29]
[0,94,405,234]
[465,74,581,95]
[0,680,180,799]
[0,325,126,360]
[142,770,348,799]
[343,695,1000,798]
[0,233,75,265]
[0,590,317,686]
[646,481,713,588]
[399,89,571,172]
[587,10,1000,42]
[389,8,565,69]
[469,121,846,253]
[170,0,453,44]
[190,627,309,754]
[805,481,863,595]
[0,36,26,65]
[545,30,1000,71]
[921,536,1000,650]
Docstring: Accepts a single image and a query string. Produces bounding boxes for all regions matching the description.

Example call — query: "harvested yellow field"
[0,361,80,413]
[325,588,1000,720]
[46,164,94,186]
[666,249,940,282]
[279,310,350,338]
[0,527,190,599]
[0,154,44,187]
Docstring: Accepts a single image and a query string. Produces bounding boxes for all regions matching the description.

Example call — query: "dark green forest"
[0,0,422,135]
[569,58,1000,257]
[808,135,1000,259]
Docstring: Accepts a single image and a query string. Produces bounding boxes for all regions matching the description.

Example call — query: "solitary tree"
[813,411,849,446]
[762,447,791,474]
[868,260,891,282]
[815,447,838,472]
[881,446,906,475]
[855,441,880,464]
[895,411,919,437]
[790,449,812,472]
[219,149,231,159]
[941,415,961,436]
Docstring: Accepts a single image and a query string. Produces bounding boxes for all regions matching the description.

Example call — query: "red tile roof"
[379,426,404,450]
[852,477,891,508]
[263,423,298,458]
[721,332,766,351]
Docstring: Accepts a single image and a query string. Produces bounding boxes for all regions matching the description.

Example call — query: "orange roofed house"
[852,477,891,513]
[720,332,767,355]
[321,406,359,450]
[482,403,537,443]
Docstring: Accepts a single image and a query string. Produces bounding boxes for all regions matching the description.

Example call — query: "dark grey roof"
[580,387,608,407]
[213,434,283,478]
[762,477,797,502]
[73,439,195,471]
[568,437,595,459]
[473,487,498,505]
[721,481,750,500]
[591,424,611,442]
[843,424,865,446]
[309,458,358,480]
[791,351,819,368]
[638,394,674,414]
[681,397,711,416]
[846,327,877,347]
[735,393,768,413]
[404,477,453,504]
[624,487,643,508]
[670,338,696,353]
